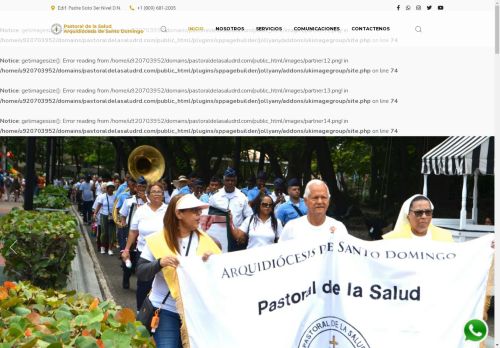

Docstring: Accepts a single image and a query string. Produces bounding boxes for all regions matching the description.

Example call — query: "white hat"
[173,175,189,188]
[176,194,209,210]
[106,181,115,188]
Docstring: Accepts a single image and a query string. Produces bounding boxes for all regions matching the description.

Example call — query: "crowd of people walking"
[60,167,492,348]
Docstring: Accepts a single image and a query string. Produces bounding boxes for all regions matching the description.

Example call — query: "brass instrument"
[112,145,166,227]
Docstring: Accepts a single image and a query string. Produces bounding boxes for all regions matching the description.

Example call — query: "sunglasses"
[260,203,273,208]
[410,209,433,217]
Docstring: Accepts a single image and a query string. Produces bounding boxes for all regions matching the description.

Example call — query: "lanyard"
[184,231,194,256]
[106,195,111,215]
[226,196,235,210]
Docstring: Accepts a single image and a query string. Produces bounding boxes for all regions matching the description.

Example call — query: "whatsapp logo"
[464,319,488,342]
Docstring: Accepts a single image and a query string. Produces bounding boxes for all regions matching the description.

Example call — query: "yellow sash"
[145,229,221,347]
[383,224,453,242]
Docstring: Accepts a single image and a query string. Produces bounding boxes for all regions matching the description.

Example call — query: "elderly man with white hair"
[279,179,348,241]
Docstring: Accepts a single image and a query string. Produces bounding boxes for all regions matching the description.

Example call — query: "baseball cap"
[176,194,209,210]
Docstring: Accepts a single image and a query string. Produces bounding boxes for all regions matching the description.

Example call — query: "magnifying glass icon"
[160,26,167,32]
[415,25,422,33]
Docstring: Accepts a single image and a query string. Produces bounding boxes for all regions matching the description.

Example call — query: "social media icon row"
[396,5,444,10]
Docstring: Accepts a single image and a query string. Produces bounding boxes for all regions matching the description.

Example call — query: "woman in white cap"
[383,194,453,241]
[136,194,221,348]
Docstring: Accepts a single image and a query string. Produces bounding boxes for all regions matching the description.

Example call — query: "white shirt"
[240,215,283,248]
[279,215,348,242]
[95,182,103,196]
[164,190,171,204]
[130,203,168,252]
[411,231,432,240]
[92,198,99,210]
[79,182,94,201]
[270,192,289,211]
[207,187,253,252]
[119,195,147,225]
[209,187,253,228]
[142,231,199,313]
[270,192,289,203]
[95,193,116,216]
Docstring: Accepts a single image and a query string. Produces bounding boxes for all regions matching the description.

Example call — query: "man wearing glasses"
[279,179,348,242]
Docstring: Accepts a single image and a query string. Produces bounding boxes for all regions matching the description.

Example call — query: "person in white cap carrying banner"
[136,194,221,348]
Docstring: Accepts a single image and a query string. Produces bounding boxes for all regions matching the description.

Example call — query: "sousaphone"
[112,145,166,227]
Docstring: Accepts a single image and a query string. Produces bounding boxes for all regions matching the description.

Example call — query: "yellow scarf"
[146,229,221,348]
[383,223,454,242]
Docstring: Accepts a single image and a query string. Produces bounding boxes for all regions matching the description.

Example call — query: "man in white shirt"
[207,167,253,252]
[279,179,348,241]
[270,177,289,210]
[94,176,104,196]
[119,177,148,229]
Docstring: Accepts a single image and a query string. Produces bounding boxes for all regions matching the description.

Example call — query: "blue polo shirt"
[240,186,255,196]
[115,182,128,196]
[116,191,132,210]
[200,192,214,203]
[276,199,308,225]
[178,185,191,195]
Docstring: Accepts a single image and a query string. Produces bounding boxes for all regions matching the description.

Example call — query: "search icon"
[160,26,167,32]
[415,25,422,33]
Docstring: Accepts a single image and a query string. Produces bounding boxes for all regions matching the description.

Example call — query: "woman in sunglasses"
[230,194,283,248]
[383,194,453,241]
[122,182,168,310]
[136,194,221,347]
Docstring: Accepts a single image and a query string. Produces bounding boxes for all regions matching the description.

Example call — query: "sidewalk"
[67,205,105,299]
[76,211,138,311]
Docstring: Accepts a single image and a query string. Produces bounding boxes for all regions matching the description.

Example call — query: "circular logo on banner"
[298,316,371,348]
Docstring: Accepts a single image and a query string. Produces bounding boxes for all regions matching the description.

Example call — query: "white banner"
[177,233,494,348]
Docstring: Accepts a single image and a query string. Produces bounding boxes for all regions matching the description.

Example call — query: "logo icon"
[298,317,371,348]
[416,5,421,10]
[464,319,488,342]
[426,5,432,10]
[437,5,444,10]
[51,23,62,35]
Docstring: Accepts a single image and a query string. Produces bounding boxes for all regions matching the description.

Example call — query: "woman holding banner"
[230,194,283,248]
[382,194,453,241]
[136,194,221,348]
[384,194,494,347]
